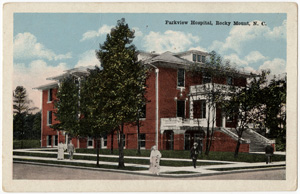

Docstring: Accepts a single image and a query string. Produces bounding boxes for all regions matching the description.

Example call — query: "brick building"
[35,50,275,152]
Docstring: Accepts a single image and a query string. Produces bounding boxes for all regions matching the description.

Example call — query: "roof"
[143,51,189,66]
[33,82,58,90]
[47,65,97,81]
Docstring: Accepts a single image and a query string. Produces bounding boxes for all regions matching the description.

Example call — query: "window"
[177,100,185,118]
[48,89,53,102]
[102,135,107,148]
[53,135,58,147]
[202,56,206,63]
[202,73,212,84]
[192,54,197,61]
[140,104,146,119]
[227,76,233,85]
[47,111,52,125]
[193,100,206,119]
[47,135,52,147]
[138,134,146,149]
[197,55,201,62]
[87,137,93,148]
[177,68,185,87]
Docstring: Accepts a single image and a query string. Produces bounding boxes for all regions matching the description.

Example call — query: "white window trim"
[87,137,94,148]
[101,137,107,149]
[47,111,52,126]
[47,135,52,147]
[177,68,185,88]
[139,134,146,149]
[47,89,52,103]
[53,135,58,147]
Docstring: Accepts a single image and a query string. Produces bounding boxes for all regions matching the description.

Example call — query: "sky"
[13,13,287,110]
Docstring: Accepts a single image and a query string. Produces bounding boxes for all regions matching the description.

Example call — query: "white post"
[155,68,159,149]
[146,63,159,149]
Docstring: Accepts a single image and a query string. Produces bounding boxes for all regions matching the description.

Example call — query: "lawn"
[13,151,225,167]
[73,149,285,163]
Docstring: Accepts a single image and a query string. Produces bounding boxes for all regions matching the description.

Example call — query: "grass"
[13,158,147,171]
[13,151,225,167]
[13,140,40,149]
[68,149,286,163]
[211,164,286,171]
[22,148,286,163]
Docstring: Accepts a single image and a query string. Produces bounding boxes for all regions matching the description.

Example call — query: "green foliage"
[96,18,147,126]
[13,86,38,141]
[94,18,148,168]
[80,67,112,137]
[13,140,40,149]
[260,75,286,150]
[13,86,37,114]
[53,77,80,138]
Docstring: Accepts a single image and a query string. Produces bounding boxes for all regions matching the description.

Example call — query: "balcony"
[190,83,234,95]
[160,117,207,131]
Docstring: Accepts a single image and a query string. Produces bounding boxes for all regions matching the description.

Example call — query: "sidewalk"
[13,149,286,177]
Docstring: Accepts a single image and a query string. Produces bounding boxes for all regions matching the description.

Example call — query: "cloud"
[14,32,72,61]
[210,20,286,54]
[80,25,113,41]
[13,60,68,109]
[224,53,249,67]
[142,30,200,53]
[75,50,100,68]
[265,20,286,39]
[259,58,286,75]
[132,27,143,37]
[244,51,267,63]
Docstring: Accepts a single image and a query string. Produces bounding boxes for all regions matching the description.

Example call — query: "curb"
[13,160,286,178]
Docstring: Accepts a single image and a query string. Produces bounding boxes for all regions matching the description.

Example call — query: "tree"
[260,75,286,150]
[32,112,42,140]
[79,67,113,166]
[53,77,80,139]
[188,51,237,155]
[96,18,147,168]
[13,86,37,145]
[223,71,268,158]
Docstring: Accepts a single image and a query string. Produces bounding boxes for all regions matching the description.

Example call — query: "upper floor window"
[197,55,201,62]
[48,89,53,102]
[177,68,185,87]
[192,54,197,62]
[202,56,206,63]
[47,111,52,125]
[202,73,212,84]
[193,100,206,119]
[227,76,233,85]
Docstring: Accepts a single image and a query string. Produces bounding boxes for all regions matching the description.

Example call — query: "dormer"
[176,50,208,63]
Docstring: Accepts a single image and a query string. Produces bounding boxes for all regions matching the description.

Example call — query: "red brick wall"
[207,131,249,153]
[173,134,184,150]
[41,88,58,147]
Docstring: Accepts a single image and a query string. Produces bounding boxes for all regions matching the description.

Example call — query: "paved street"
[13,163,285,180]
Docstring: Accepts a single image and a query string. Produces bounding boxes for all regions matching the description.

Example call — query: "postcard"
[2,2,297,192]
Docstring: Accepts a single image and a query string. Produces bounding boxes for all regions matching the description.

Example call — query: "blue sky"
[13,13,287,109]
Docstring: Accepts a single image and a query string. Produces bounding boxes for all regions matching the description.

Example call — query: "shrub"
[13,140,40,149]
